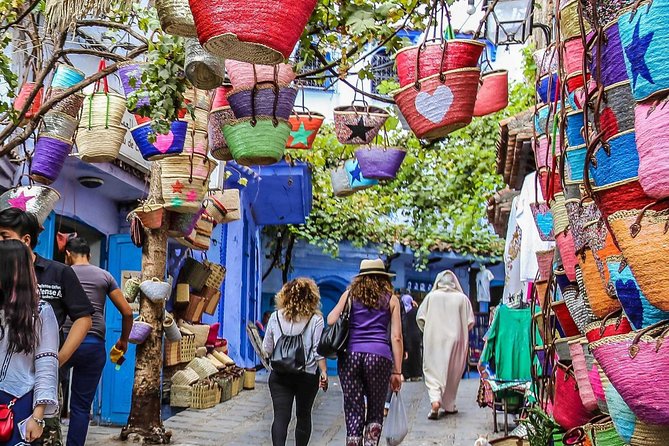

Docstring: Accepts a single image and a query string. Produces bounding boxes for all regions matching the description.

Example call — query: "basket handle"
[250,64,280,127]
[629,319,669,357]
[628,196,669,238]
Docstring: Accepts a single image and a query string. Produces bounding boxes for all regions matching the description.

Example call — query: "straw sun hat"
[356,259,396,277]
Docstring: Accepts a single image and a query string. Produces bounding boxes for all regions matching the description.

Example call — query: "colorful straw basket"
[168,211,202,238]
[534,46,558,77]
[537,72,560,104]
[589,130,639,189]
[584,312,634,344]
[160,153,217,213]
[156,0,196,37]
[556,230,578,281]
[582,0,634,28]
[204,189,241,224]
[182,128,208,156]
[51,64,85,89]
[563,37,585,77]
[0,185,61,225]
[131,120,187,161]
[189,0,319,64]
[225,61,296,90]
[117,62,149,110]
[553,362,595,430]
[13,83,42,122]
[30,135,72,185]
[565,71,589,94]
[473,70,509,117]
[183,88,212,112]
[552,300,581,337]
[619,0,669,101]
[345,159,378,192]
[565,144,587,183]
[132,202,165,230]
[394,40,485,88]
[80,92,127,128]
[634,97,669,199]
[568,338,599,412]
[354,146,407,180]
[212,85,232,109]
[45,88,84,119]
[333,104,389,144]
[590,22,629,88]
[40,111,78,141]
[208,106,236,161]
[589,81,635,141]
[330,165,354,197]
[129,316,153,344]
[529,202,555,241]
[536,249,555,281]
[560,0,591,40]
[227,85,298,122]
[534,134,561,171]
[75,125,127,163]
[185,38,225,90]
[564,110,585,148]
[563,275,597,333]
[182,107,209,132]
[224,118,291,166]
[286,111,324,149]
[392,68,480,140]
[579,248,621,319]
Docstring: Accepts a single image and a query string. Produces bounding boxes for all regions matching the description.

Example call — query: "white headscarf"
[431,270,464,293]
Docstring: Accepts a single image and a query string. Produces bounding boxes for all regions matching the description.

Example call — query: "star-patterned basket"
[333,103,389,145]
[345,159,378,192]
[286,111,324,149]
[159,153,218,213]
[0,185,61,225]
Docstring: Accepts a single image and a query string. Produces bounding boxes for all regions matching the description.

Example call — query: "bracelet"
[391,372,402,375]
[32,417,45,428]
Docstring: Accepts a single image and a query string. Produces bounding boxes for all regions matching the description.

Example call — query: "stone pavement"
[80,376,511,446]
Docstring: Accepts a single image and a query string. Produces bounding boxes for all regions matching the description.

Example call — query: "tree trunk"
[121,162,172,444]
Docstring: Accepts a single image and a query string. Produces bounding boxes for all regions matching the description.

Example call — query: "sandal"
[428,410,440,420]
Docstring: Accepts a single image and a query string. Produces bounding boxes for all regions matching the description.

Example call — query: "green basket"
[223,118,290,166]
[219,378,233,403]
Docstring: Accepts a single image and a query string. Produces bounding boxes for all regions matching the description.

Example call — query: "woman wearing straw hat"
[327,259,403,446]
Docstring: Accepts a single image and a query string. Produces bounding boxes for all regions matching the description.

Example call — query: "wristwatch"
[32,417,45,428]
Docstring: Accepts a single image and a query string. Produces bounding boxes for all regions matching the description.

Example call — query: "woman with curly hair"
[263,278,327,446]
[327,259,403,446]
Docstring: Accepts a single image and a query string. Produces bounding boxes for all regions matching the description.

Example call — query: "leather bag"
[317,294,351,359]
[0,398,16,442]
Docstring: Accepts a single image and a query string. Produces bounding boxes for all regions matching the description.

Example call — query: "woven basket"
[584,312,634,344]
[564,109,585,148]
[590,21,628,88]
[227,84,298,122]
[529,202,555,241]
[189,0,319,64]
[212,84,232,109]
[534,134,561,171]
[592,178,655,222]
[565,144,587,183]
[160,153,217,213]
[563,37,585,77]
[178,257,211,292]
[579,249,621,319]
[556,230,577,281]
[205,353,225,370]
[224,117,290,166]
[560,0,591,40]
[394,40,485,88]
[552,300,581,337]
[392,68,480,140]
[182,128,208,156]
[183,87,212,111]
[169,384,192,407]
[131,120,187,161]
[243,369,256,390]
[185,38,225,90]
[218,377,233,402]
[80,92,127,128]
[212,350,235,366]
[286,112,325,150]
[536,249,555,281]
[634,97,669,199]
[566,71,589,94]
[344,158,378,192]
[116,62,149,110]
[231,375,242,396]
[13,82,42,124]
[179,321,210,347]
[140,278,171,302]
[183,216,214,251]
[208,106,236,161]
[590,81,635,142]
[163,312,182,342]
[30,135,72,185]
[490,437,527,446]
[354,146,407,180]
[225,61,296,90]
[608,208,669,311]
[51,64,85,89]
[553,362,595,430]
[167,211,202,237]
[40,111,78,141]
[188,357,219,379]
[46,88,84,119]
[204,189,241,224]
[132,202,165,230]
[129,316,153,344]
[175,283,190,305]
[568,338,599,412]
[534,102,560,136]
[171,367,200,386]
[566,266,598,331]
[156,0,196,37]
[537,72,560,104]
[204,260,226,289]
[190,381,220,409]
[123,277,141,303]
[473,70,508,117]
[333,104,389,144]
[75,125,127,163]
[549,193,570,235]
[330,165,353,197]
[534,46,558,77]
[183,107,209,132]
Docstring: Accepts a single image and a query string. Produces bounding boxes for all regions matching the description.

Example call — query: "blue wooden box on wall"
[251,160,312,225]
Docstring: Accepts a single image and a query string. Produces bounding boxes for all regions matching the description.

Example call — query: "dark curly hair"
[349,274,393,309]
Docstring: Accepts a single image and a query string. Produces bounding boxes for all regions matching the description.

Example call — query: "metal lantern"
[484,0,534,45]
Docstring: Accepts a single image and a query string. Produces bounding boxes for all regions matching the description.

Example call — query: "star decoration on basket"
[290,123,313,147]
[349,162,363,183]
[172,180,184,194]
[186,190,198,202]
[171,197,183,207]
[346,117,374,142]
[624,20,655,89]
[8,191,33,211]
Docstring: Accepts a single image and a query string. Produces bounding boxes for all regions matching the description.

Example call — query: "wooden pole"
[121,162,172,444]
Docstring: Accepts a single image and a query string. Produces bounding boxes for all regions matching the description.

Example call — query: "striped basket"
[51,64,85,89]
[40,111,78,141]
[225,61,296,90]
[560,0,591,40]
[117,61,149,111]
[227,85,298,122]
[155,0,196,37]
[589,81,635,142]
[45,88,84,119]
[189,0,319,64]
[185,38,225,90]
[588,130,639,190]
[634,96,669,199]
[160,153,217,213]
[563,37,585,77]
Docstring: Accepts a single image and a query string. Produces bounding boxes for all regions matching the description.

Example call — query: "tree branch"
[0,0,40,31]
[61,48,130,62]
[77,19,149,44]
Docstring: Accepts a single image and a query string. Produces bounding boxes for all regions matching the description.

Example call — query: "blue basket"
[565,110,585,147]
[131,121,187,161]
[589,130,639,188]
[534,103,560,136]
[51,64,85,89]
[565,144,587,183]
[345,159,378,192]
[537,72,560,104]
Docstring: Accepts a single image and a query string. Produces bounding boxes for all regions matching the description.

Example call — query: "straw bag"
[14,81,42,124]
[179,321,210,347]
[46,88,84,119]
[204,189,241,224]
[130,201,164,230]
[182,215,214,251]
[116,61,149,111]
[175,283,190,305]
[553,362,596,430]
[131,120,187,161]
[203,260,226,289]
[224,118,291,166]
[51,63,85,89]
[578,248,621,319]
[184,38,225,90]
[80,90,127,129]
[568,338,599,412]
[40,111,78,141]
[556,230,577,281]
[204,290,221,315]
[534,46,558,77]
[167,210,202,238]
[534,134,562,171]
[177,257,211,292]
[584,311,634,344]
[634,96,669,199]
[191,381,221,409]
[228,85,298,123]
[536,249,554,281]
[286,106,324,150]
[591,321,669,424]
[30,135,73,185]
[183,107,209,132]
[588,130,638,191]
[163,312,182,342]
[225,61,296,90]
[473,69,508,117]
[333,101,389,145]
[188,357,218,379]
[129,316,153,344]
[188,0,319,64]
[552,300,581,337]
[562,37,585,78]
[183,87,212,111]
[155,0,196,37]
[123,277,141,303]
[392,68,480,140]
[565,144,587,183]
[209,107,235,161]
[344,159,378,193]
[590,22,628,88]
[160,153,217,213]
[140,278,171,302]
[169,385,192,407]
[171,368,200,386]
[563,267,597,332]
[0,186,61,226]
[537,72,560,104]
[560,0,591,40]
[354,146,407,181]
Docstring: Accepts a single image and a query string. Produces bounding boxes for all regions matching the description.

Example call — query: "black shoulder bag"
[270,313,313,374]
[317,294,352,359]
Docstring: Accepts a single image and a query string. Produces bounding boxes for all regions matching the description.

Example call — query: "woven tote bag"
[590,22,629,87]
[184,38,225,90]
[473,69,509,117]
[286,110,325,150]
[160,153,217,213]
[355,146,407,180]
[131,120,187,161]
[333,103,389,145]
[30,135,72,185]
[553,362,595,430]
[568,338,599,412]
[209,106,235,161]
[578,248,621,319]
[589,81,635,142]
[223,117,291,166]
[225,61,295,90]
[634,96,669,199]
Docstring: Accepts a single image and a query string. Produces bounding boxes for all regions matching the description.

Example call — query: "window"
[370,50,397,96]
[294,49,336,90]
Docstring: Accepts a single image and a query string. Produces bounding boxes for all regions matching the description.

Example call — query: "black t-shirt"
[34,255,95,329]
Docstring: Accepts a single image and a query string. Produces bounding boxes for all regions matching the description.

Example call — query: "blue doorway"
[317,276,348,376]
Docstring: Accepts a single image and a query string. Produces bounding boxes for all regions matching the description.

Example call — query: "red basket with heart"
[392,68,480,140]
[473,70,509,117]
[189,0,318,64]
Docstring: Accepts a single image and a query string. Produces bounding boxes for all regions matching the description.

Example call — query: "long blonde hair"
[349,274,393,309]
[275,278,322,321]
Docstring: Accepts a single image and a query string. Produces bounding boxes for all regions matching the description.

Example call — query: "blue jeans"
[0,390,33,446]
[62,335,105,446]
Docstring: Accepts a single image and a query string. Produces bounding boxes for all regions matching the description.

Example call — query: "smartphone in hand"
[320,374,328,392]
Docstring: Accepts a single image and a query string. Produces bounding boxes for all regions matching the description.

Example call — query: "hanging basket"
[117,62,149,110]
[552,300,581,337]
[131,120,188,161]
[537,72,560,104]
[40,111,78,141]
[182,129,208,157]
[286,112,325,149]
[563,273,597,333]
[208,106,236,161]
[330,165,353,197]
[566,71,589,94]
[168,211,202,237]
[529,202,554,241]
[579,248,621,319]
[75,125,127,163]
[560,0,591,40]
[0,185,61,226]
[51,64,85,89]
[164,312,183,342]
[354,146,407,180]
[536,248,555,281]
[394,40,485,88]
[564,109,585,148]
[212,84,232,109]
[80,92,127,128]
[563,37,585,77]
[223,117,290,166]
[124,277,141,303]
[189,0,319,64]
[588,130,638,190]
[392,68,480,140]
[556,230,577,281]
[204,189,241,224]
[553,362,595,430]
[473,70,508,117]
[30,135,72,185]
[131,202,165,230]
[177,258,211,292]
[227,85,298,122]
[129,316,153,344]
[590,81,635,142]
[45,88,84,119]
[534,46,558,77]
[534,134,562,171]
[160,153,217,213]
[568,338,599,412]
[634,96,669,199]
[185,38,225,90]
[333,104,389,144]
[345,159,377,192]
[592,177,655,222]
[590,21,628,88]
[14,82,43,122]
[534,102,560,136]
[183,107,209,132]
[155,0,196,37]
[140,278,171,302]
[225,61,296,90]
[183,88,213,112]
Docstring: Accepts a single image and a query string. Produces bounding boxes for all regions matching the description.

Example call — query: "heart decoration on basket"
[131,120,187,161]
[139,278,171,303]
[530,202,555,241]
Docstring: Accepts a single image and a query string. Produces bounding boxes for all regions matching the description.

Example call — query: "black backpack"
[270,313,313,374]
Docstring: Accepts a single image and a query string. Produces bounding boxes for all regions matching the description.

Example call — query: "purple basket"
[589,23,628,88]
[30,135,73,185]
[129,318,153,344]
[131,121,187,161]
[227,85,297,121]
[354,146,407,180]
[117,62,149,109]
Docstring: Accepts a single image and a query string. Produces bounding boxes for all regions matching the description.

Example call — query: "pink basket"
[635,98,669,199]
[473,70,508,117]
[553,362,595,430]
[556,230,577,281]
[568,338,599,412]
[225,61,295,90]
[563,37,586,77]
